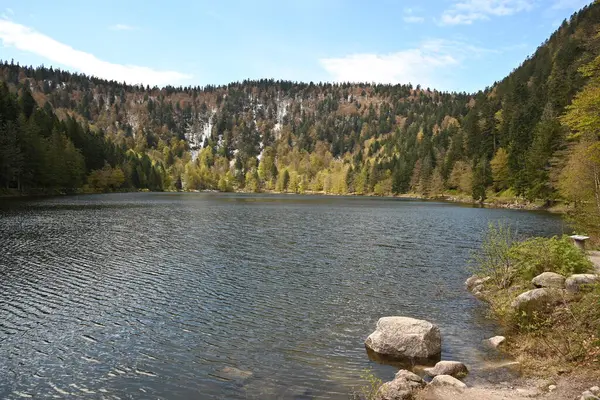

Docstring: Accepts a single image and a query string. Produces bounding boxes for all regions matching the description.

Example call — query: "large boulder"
[423,361,468,378]
[365,317,441,363]
[565,274,599,294]
[532,272,565,289]
[375,370,425,400]
[511,288,561,313]
[429,375,467,389]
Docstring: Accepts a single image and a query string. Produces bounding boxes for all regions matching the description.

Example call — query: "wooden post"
[570,235,590,251]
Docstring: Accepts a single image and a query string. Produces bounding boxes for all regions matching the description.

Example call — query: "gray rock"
[487,336,506,348]
[532,272,565,289]
[473,289,489,301]
[511,288,562,313]
[424,361,468,378]
[581,390,600,400]
[365,317,441,362]
[375,370,425,400]
[472,284,485,293]
[548,384,557,392]
[591,386,600,395]
[429,375,467,389]
[217,366,253,381]
[465,276,491,291]
[566,274,599,294]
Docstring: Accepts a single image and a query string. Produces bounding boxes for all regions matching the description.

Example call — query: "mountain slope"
[1,2,599,199]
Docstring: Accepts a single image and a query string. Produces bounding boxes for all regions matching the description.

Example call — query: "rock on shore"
[511,288,562,313]
[424,361,468,379]
[532,272,566,289]
[565,274,599,294]
[365,317,441,363]
[375,370,425,400]
[429,374,467,389]
[487,336,506,348]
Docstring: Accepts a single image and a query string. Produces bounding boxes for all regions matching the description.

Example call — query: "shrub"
[350,368,383,400]
[472,221,517,288]
[473,226,593,287]
[510,235,593,281]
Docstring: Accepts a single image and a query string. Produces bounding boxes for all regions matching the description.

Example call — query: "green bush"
[510,235,593,281]
[472,221,517,288]
[473,224,593,288]
[350,368,383,400]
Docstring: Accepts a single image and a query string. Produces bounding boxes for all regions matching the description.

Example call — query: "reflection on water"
[0,193,566,399]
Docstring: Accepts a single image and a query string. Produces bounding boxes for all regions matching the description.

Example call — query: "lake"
[0,193,567,399]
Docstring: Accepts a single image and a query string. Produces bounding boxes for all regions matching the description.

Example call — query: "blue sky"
[0,0,593,92]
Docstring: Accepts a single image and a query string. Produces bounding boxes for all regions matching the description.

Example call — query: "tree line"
[1,2,599,237]
[0,82,166,193]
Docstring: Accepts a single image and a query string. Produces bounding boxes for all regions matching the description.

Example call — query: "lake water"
[0,193,567,399]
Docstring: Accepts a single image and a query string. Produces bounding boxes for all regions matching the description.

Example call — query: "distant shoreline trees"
[1,1,599,240]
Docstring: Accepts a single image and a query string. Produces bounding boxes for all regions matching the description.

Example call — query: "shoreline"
[1,187,568,213]
[444,251,600,400]
[366,241,598,399]
[1,188,569,214]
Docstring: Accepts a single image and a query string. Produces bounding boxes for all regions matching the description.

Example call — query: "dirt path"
[416,373,600,400]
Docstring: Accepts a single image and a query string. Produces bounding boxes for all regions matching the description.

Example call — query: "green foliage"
[86,165,126,192]
[0,82,166,193]
[510,235,593,281]
[472,156,490,202]
[559,53,600,238]
[490,148,510,191]
[2,2,600,198]
[350,368,383,400]
[472,221,517,288]
[474,223,592,287]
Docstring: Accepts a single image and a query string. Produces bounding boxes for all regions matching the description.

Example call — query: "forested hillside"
[1,2,599,207]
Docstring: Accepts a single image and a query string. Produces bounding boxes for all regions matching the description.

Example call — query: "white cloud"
[109,24,138,31]
[440,0,535,25]
[404,15,425,23]
[319,39,490,89]
[0,19,191,86]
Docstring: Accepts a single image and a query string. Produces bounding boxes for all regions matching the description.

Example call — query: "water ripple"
[0,193,566,399]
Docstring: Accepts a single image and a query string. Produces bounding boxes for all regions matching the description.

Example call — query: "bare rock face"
[487,336,506,348]
[423,361,468,379]
[565,274,599,294]
[365,317,441,363]
[510,288,562,313]
[375,370,425,400]
[532,272,565,289]
[429,374,467,389]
